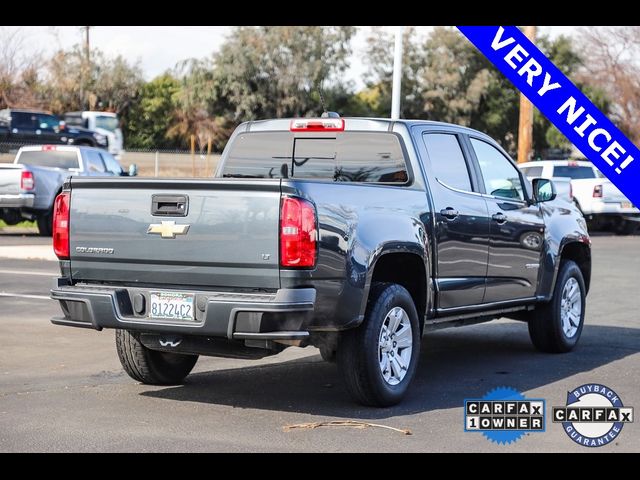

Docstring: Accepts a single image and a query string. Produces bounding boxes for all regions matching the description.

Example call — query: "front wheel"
[528,260,586,353]
[337,283,421,407]
[115,329,198,385]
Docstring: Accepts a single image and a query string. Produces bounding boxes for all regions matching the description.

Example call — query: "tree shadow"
[141,323,640,419]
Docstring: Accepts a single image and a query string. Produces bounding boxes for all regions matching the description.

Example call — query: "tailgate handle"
[151,194,188,216]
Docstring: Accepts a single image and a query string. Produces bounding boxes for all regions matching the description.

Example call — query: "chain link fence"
[0,143,221,178]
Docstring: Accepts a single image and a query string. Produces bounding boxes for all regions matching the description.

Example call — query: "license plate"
[622,201,633,209]
[149,292,195,321]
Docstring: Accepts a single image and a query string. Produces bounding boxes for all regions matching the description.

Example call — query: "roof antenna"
[316,81,340,119]
[316,81,327,115]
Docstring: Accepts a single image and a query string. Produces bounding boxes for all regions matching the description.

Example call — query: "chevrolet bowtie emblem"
[147,221,190,239]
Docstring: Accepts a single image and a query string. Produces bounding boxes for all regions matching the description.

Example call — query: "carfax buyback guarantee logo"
[464,387,545,444]
[553,383,634,447]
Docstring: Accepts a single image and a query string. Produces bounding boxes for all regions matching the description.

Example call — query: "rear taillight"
[20,171,34,191]
[593,185,603,198]
[53,192,70,259]
[280,196,317,268]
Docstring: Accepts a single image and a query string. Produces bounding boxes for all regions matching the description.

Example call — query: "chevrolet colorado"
[50,116,591,406]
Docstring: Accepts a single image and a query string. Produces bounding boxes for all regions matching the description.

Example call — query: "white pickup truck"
[519,160,639,234]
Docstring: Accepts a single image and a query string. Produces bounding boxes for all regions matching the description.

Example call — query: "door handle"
[492,213,508,224]
[440,207,459,220]
[151,194,189,216]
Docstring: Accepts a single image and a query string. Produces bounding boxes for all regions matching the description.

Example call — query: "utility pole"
[80,26,91,110]
[83,26,91,63]
[391,26,404,120]
[517,26,536,164]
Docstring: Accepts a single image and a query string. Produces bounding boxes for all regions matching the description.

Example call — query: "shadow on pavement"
[141,322,639,419]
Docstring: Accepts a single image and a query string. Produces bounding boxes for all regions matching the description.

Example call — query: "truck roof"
[65,111,118,117]
[17,145,105,154]
[243,117,495,140]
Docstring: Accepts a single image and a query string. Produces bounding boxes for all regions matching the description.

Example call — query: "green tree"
[45,45,143,115]
[421,27,492,126]
[209,26,356,120]
[124,74,180,149]
[169,26,356,150]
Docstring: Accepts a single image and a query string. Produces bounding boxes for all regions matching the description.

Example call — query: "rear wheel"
[528,260,586,353]
[115,329,198,385]
[36,211,53,237]
[337,283,421,407]
[616,219,638,236]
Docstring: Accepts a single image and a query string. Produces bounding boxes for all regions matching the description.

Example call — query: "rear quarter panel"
[281,180,432,330]
[29,166,68,210]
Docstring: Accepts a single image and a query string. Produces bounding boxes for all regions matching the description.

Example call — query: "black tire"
[36,212,53,237]
[337,283,421,407]
[528,260,586,353]
[616,220,638,236]
[319,346,336,363]
[115,329,198,385]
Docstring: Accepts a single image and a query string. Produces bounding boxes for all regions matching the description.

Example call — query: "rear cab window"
[552,165,596,179]
[16,149,80,169]
[221,131,409,184]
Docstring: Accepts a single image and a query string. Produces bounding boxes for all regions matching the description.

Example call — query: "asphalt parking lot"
[0,232,638,452]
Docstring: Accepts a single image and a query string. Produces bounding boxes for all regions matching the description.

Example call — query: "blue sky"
[15,26,578,88]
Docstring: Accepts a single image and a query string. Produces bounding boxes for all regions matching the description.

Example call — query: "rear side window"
[85,150,106,173]
[17,150,79,169]
[423,133,472,191]
[222,132,408,183]
[520,166,543,177]
[553,165,596,179]
[100,152,123,175]
[36,114,59,130]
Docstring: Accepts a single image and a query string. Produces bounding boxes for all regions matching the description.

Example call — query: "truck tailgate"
[0,164,24,195]
[69,178,282,289]
[603,181,632,204]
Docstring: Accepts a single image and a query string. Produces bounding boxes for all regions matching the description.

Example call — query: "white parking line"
[0,292,51,300]
[0,269,57,277]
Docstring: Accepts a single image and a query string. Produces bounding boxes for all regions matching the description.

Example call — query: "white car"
[63,111,124,159]
[520,160,639,234]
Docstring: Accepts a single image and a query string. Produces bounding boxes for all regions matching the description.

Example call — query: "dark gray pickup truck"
[50,116,591,406]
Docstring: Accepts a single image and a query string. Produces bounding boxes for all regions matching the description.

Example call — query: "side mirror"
[128,164,138,177]
[58,121,66,132]
[532,178,556,203]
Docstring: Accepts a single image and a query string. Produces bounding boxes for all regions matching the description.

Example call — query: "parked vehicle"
[0,109,109,151]
[63,111,123,159]
[519,166,573,205]
[520,160,639,234]
[50,116,591,406]
[0,145,136,235]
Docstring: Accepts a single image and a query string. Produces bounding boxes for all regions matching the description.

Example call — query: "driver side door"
[466,136,545,303]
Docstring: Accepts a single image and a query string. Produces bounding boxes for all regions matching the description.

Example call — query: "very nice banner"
[457,26,640,208]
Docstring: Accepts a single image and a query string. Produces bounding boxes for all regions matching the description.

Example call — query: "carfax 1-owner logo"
[464,387,545,444]
[553,383,634,447]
